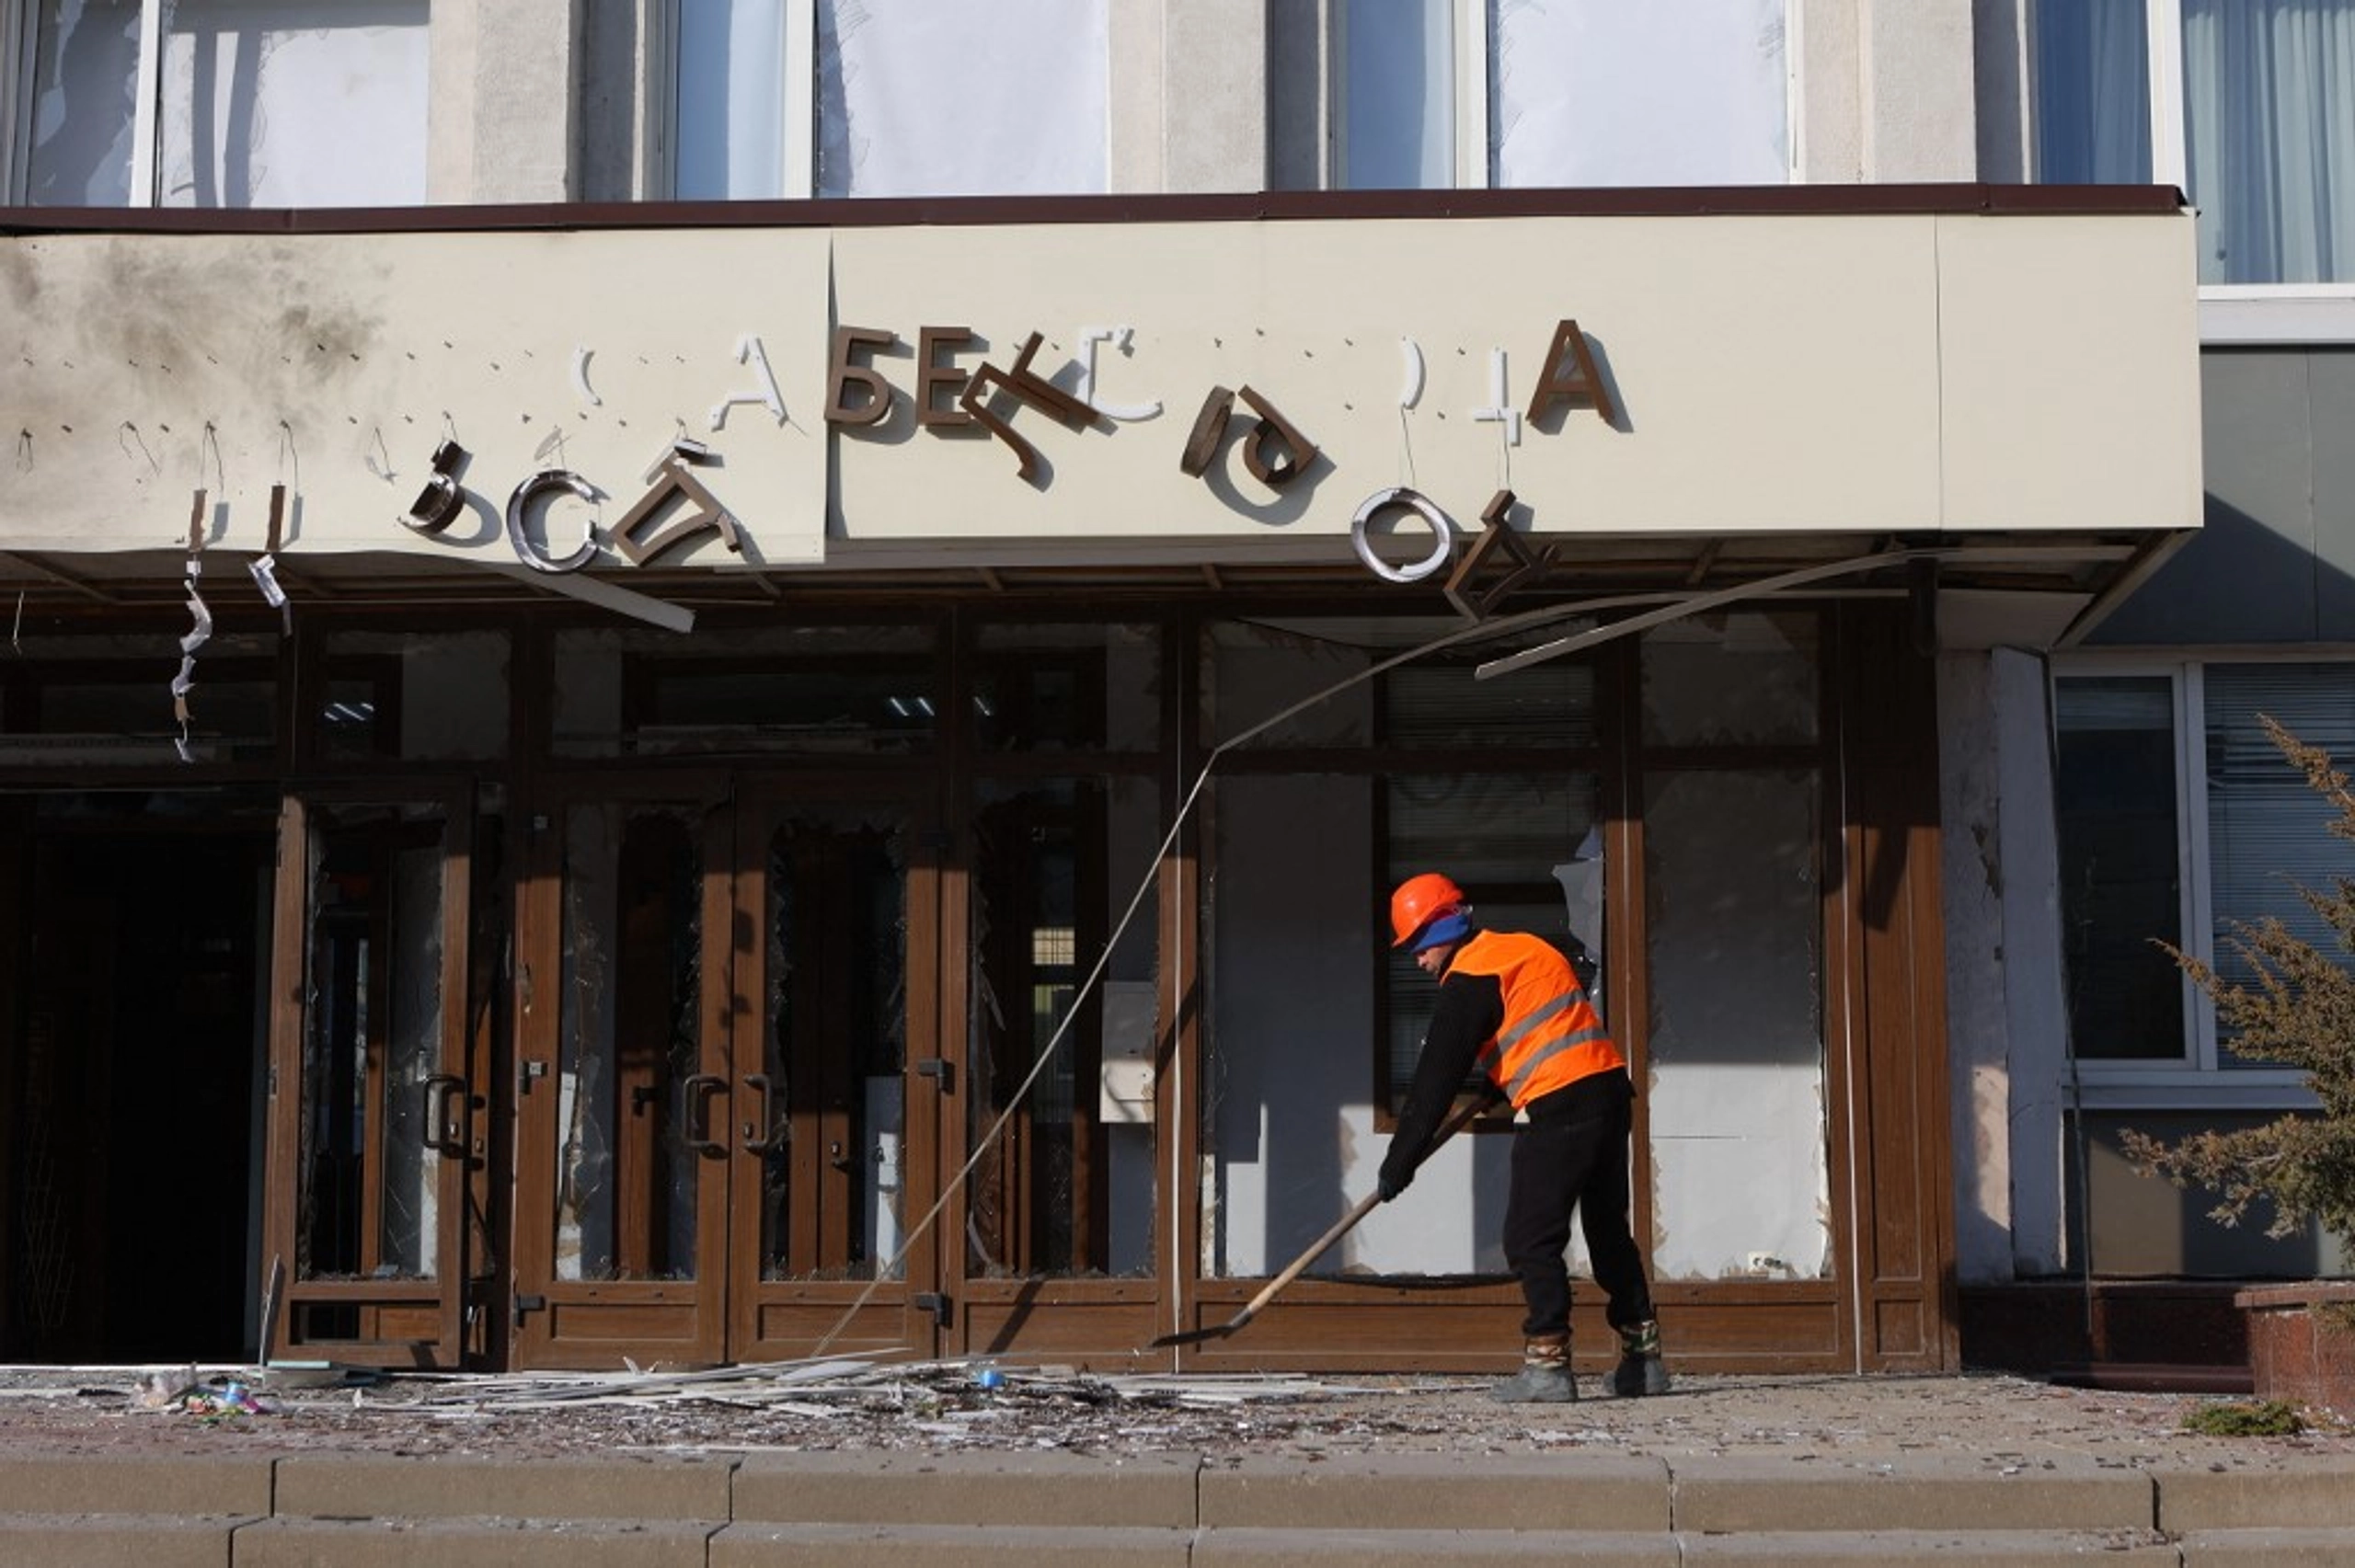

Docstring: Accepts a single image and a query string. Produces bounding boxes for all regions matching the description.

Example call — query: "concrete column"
[1859,0,1980,180]
[1796,0,1981,183]
[1158,0,1269,193]
[578,0,662,202]
[1939,645,2072,1282]
[1993,646,2070,1276]
[1938,651,2015,1285]
[1795,0,1866,182]
[439,0,586,204]
[1107,0,1168,194]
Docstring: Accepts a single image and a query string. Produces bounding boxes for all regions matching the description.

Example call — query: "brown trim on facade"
[0,183,2188,239]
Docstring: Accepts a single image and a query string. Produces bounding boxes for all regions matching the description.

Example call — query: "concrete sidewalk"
[0,1368,2350,1563]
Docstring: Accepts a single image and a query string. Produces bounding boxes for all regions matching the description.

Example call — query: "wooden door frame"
[508,772,734,1369]
[724,778,946,1362]
[260,784,473,1368]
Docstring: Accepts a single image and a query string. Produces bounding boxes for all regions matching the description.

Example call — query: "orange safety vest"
[1442,930,1623,1108]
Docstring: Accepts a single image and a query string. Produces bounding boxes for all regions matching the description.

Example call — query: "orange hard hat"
[1390,872,1466,947]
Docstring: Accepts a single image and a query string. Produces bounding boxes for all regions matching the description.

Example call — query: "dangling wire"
[172,491,213,764]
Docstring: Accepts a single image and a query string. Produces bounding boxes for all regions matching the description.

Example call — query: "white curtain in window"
[817,0,1107,199]
[2182,0,2355,284]
[158,1,429,208]
[2203,665,2355,1066]
[1488,0,1788,188]
[675,0,789,200]
[25,0,144,205]
[2031,0,2151,182]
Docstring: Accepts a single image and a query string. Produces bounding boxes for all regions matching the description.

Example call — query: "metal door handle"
[422,1073,466,1157]
[679,1072,726,1157]
[741,1073,788,1154]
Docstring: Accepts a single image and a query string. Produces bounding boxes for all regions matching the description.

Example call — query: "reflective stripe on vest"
[1447,930,1623,1108]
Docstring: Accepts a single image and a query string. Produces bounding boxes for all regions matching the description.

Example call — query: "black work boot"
[1489,1333,1577,1403]
[1609,1319,1670,1397]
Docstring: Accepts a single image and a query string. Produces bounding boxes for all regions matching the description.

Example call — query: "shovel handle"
[1223,1190,1384,1332]
[1178,1092,1488,1337]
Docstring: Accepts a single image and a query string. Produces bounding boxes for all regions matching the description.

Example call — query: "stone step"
[6,1452,2355,1565]
[12,1516,2355,1568]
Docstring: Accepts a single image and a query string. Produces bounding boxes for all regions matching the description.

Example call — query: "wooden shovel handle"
[1224,1093,1492,1332]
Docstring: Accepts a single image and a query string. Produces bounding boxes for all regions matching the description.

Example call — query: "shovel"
[1147,1095,1489,1350]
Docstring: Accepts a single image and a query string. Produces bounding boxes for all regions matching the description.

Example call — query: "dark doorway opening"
[2,799,273,1363]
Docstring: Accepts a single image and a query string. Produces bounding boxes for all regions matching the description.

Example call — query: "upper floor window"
[2034,0,2355,286]
[1335,0,1791,190]
[10,0,428,208]
[673,0,1108,200]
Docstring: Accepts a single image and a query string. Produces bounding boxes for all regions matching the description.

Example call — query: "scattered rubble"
[0,1360,2344,1471]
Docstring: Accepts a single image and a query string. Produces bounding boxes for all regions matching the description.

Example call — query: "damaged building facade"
[0,0,2307,1379]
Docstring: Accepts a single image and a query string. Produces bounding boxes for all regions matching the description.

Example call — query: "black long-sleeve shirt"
[1379,964,1508,1195]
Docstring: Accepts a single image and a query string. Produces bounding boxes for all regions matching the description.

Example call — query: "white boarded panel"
[818,0,1108,198]
[1491,0,1790,188]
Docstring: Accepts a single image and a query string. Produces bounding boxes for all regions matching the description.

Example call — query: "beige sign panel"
[0,207,2198,570]
[0,228,833,566]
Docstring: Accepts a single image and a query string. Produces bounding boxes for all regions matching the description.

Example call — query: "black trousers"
[1501,1069,1655,1339]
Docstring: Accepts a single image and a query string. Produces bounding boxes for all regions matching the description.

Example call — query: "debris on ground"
[129,1368,278,1422]
[0,1362,2340,1468]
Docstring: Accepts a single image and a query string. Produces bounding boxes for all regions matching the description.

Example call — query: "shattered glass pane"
[971,623,1159,751]
[966,777,1157,1280]
[319,631,511,761]
[295,801,443,1283]
[1382,773,1602,1111]
[1641,611,1819,747]
[557,805,703,1282]
[552,625,936,759]
[375,841,442,1277]
[761,801,908,1282]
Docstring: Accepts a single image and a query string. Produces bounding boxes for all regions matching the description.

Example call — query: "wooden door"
[261,790,472,1367]
[510,779,735,1368]
[726,786,946,1360]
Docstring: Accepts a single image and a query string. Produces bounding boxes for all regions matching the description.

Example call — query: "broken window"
[760,802,909,1283]
[967,775,1158,1279]
[316,631,510,762]
[555,804,703,1283]
[971,622,1160,753]
[1382,772,1603,1117]
[1642,767,1828,1281]
[0,633,278,766]
[1640,610,1819,747]
[1202,614,1606,1283]
[297,801,445,1283]
[20,0,429,207]
[552,624,937,759]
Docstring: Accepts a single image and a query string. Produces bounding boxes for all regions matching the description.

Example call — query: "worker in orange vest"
[1379,872,1668,1403]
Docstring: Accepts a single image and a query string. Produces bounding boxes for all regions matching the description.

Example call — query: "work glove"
[1376,1158,1411,1203]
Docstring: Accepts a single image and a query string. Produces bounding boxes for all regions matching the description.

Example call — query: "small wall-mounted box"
[1097,980,1157,1124]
